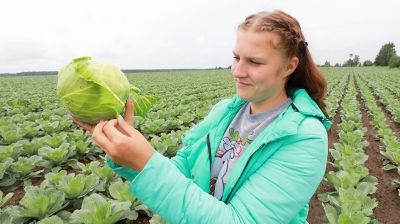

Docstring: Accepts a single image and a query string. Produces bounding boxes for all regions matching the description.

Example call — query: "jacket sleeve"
[128,118,328,223]
[105,99,230,181]
[105,114,215,181]
[104,131,202,181]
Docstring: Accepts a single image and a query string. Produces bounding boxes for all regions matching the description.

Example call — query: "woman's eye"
[233,56,239,60]
[250,60,261,65]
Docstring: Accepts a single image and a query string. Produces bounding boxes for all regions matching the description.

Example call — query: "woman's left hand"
[69,97,155,172]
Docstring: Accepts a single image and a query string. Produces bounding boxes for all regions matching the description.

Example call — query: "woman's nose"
[231,61,247,78]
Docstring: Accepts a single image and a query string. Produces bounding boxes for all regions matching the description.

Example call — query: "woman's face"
[231,30,297,105]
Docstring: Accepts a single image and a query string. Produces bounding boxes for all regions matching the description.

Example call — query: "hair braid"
[237,10,329,119]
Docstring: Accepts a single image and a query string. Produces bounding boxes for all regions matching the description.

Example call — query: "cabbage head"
[57,57,155,124]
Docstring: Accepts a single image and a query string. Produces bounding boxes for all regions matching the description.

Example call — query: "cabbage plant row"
[0,70,235,223]
[323,69,349,118]
[319,74,379,224]
[355,74,400,195]
[359,69,400,124]
[1,68,399,223]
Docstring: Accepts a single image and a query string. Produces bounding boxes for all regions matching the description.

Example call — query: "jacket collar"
[227,88,331,131]
[290,89,331,131]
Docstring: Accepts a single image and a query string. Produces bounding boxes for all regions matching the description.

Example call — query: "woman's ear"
[284,56,299,77]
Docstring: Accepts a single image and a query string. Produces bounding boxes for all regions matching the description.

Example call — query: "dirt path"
[307,75,349,223]
[354,76,400,224]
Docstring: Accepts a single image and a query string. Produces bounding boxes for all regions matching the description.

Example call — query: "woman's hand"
[69,97,155,172]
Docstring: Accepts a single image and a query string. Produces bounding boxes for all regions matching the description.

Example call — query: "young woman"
[71,10,331,224]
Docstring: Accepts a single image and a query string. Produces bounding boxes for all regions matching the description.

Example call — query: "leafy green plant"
[73,161,115,191]
[43,133,68,148]
[13,186,67,220]
[18,138,45,156]
[55,173,99,199]
[150,136,168,155]
[108,179,136,202]
[38,142,75,167]
[142,119,167,135]
[88,161,114,180]
[20,121,40,139]
[0,158,13,179]
[381,135,400,166]
[326,170,370,190]
[0,146,14,160]
[38,215,65,224]
[70,193,138,223]
[0,190,14,207]
[0,210,13,224]
[41,170,68,188]
[36,119,61,135]
[11,156,42,176]
[67,129,89,142]
[0,158,17,189]
[0,124,23,144]
[74,140,91,154]
[322,186,378,224]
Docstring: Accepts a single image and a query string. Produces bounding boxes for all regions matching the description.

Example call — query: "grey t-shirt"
[209,98,293,200]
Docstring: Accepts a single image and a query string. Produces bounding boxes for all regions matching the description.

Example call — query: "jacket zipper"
[218,102,300,203]
[207,133,212,173]
[223,143,266,204]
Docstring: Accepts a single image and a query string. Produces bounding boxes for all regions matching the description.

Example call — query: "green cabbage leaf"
[57,57,156,124]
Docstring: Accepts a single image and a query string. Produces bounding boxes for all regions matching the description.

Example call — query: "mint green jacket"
[106,89,331,224]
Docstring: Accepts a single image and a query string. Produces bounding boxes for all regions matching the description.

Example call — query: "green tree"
[374,42,396,66]
[389,55,400,68]
[343,54,360,67]
[323,61,331,67]
[353,55,360,66]
[363,60,373,66]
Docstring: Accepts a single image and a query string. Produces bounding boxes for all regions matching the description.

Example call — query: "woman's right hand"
[68,96,134,134]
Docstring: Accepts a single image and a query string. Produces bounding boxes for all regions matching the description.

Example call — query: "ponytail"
[286,49,329,118]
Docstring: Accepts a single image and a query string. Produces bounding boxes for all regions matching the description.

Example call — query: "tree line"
[322,42,400,68]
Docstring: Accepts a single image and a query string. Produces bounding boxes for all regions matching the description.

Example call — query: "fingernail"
[117,115,124,122]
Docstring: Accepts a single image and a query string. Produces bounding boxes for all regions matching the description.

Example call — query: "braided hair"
[238,10,329,119]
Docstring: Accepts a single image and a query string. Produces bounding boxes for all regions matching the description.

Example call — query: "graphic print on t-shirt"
[209,98,292,200]
[209,128,252,197]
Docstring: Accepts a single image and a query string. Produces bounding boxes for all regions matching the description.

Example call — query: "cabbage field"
[0,67,399,223]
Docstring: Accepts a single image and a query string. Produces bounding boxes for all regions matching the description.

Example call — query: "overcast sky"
[0,0,399,73]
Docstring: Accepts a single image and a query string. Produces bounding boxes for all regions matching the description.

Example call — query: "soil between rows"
[354,77,400,224]
[308,74,400,223]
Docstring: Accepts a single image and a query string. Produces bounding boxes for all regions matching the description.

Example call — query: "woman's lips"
[236,81,252,87]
